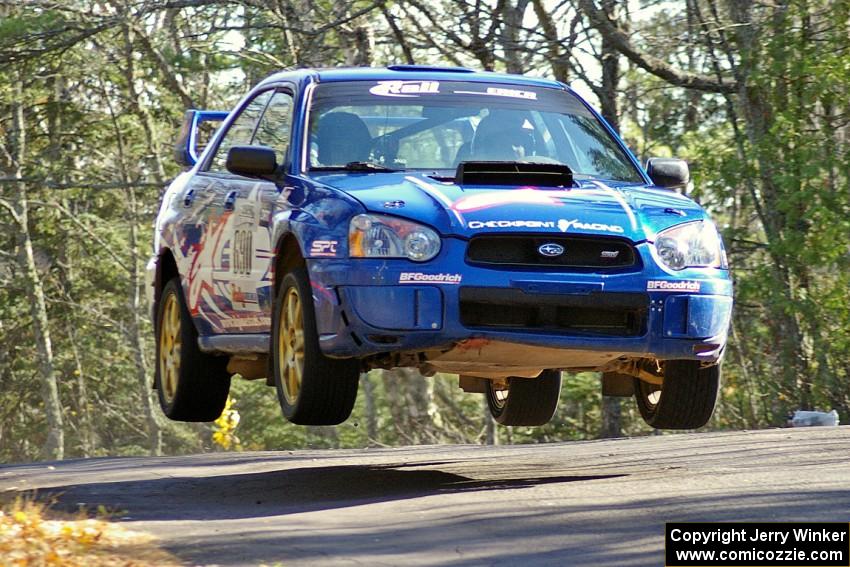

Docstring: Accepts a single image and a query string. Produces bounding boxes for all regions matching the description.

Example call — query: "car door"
[246,89,296,323]
[184,89,273,334]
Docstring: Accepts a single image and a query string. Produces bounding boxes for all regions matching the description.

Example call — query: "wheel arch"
[273,232,307,298]
[154,248,180,308]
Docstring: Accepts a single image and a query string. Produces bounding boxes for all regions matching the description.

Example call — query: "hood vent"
[455,161,574,187]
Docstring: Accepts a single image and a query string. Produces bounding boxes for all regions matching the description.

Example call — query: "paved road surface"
[2,428,849,566]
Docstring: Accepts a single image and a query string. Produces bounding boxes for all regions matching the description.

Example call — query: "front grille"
[466,235,637,270]
[459,287,648,337]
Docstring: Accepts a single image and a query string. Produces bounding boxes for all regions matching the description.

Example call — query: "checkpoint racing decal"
[309,240,339,257]
[399,272,462,285]
[647,280,702,292]
[466,218,625,234]
[469,220,555,229]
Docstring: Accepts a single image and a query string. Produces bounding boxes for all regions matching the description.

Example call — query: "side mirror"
[226,145,278,177]
[174,109,229,167]
[646,157,690,190]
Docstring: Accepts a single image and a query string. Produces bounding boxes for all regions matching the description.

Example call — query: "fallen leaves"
[0,498,182,566]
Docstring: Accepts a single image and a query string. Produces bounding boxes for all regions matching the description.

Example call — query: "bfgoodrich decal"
[399,272,462,284]
[647,280,702,292]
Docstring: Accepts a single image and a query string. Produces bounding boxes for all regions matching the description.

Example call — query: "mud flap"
[602,372,634,397]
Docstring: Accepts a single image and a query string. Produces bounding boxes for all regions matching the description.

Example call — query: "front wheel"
[272,267,359,425]
[486,370,562,426]
[634,360,720,429]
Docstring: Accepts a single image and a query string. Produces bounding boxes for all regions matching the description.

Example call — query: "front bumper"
[308,238,733,368]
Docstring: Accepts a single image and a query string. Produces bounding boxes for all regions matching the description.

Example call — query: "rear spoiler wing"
[173,109,229,167]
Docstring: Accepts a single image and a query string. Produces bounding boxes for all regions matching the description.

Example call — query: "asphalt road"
[2,427,849,566]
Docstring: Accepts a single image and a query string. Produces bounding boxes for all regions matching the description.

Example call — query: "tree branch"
[577,0,738,93]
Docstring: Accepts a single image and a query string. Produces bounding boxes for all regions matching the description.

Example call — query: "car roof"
[258,65,566,91]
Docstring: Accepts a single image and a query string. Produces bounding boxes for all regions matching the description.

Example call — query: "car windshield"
[306,79,643,182]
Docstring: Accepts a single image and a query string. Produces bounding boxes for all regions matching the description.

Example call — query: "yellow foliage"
[0,497,181,566]
[212,396,241,451]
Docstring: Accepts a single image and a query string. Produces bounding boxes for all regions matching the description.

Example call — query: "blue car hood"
[311,172,705,242]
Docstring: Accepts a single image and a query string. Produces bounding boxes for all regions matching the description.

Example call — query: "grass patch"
[0,496,182,566]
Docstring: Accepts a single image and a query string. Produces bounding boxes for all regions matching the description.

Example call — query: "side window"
[208,90,273,172]
[252,91,294,161]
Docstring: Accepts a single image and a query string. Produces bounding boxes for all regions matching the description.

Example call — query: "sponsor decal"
[469,220,555,229]
[557,218,624,234]
[238,202,256,221]
[466,218,625,233]
[232,228,253,276]
[453,87,538,100]
[369,80,440,98]
[647,280,702,292]
[309,240,338,257]
[230,284,259,306]
[219,316,271,329]
[538,243,565,257]
[399,272,462,285]
[452,188,564,213]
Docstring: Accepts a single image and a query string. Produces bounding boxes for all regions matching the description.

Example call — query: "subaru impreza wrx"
[147,65,733,429]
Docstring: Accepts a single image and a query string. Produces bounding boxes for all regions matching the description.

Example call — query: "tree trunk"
[9,74,64,460]
[483,398,498,445]
[18,200,65,460]
[381,368,438,444]
[360,373,379,445]
[126,186,162,456]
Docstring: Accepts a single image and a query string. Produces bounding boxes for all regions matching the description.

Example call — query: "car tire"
[634,360,720,429]
[272,267,359,425]
[155,277,231,422]
[486,370,562,426]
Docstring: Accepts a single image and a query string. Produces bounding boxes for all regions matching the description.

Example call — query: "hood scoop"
[455,161,574,188]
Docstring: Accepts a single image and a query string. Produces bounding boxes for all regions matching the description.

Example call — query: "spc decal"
[399,272,462,285]
[369,80,440,98]
[309,240,339,257]
[647,280,702,292]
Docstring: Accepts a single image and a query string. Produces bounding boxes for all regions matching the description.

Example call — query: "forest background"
[1,0,848,462]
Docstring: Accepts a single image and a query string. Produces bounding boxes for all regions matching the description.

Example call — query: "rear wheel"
[486,370,562,426]
[272,267,359,425]
[155,278,231,421]
[634,360,720,429]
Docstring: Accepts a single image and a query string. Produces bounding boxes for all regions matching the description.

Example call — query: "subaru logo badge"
[538,243,565,257]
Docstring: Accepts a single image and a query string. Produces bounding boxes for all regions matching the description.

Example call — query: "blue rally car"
[146,65,733,430]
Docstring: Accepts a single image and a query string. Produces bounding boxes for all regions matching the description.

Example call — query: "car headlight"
[654,220,727,270]
[349,214,441,261]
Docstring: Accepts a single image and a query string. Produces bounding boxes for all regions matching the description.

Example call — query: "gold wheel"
[278,286,305,405]
[159,292,182,405]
